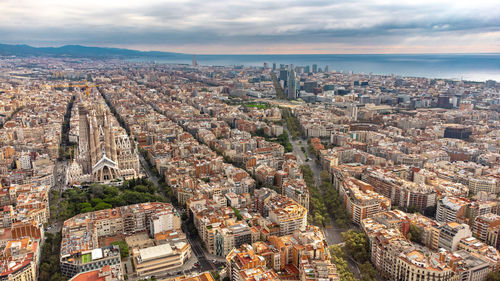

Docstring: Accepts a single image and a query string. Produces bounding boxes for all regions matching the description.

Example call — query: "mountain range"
[0,43,188,59]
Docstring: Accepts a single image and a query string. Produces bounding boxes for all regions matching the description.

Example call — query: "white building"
[438,222,472,251]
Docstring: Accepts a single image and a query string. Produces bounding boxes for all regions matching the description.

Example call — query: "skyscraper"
[347,104,358,121]
[287,66,297,100]
[312,64,318,73]
[192,55,197,66]
[279,69,288,86]
[325,65,329,72]
[272,63,276,71]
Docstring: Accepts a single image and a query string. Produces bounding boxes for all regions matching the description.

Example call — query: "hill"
[0,43,188,59]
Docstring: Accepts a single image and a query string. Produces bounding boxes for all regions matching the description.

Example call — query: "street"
[182,224,215,273]
[138,154,160,188]
[47,160,68,235]
[138,154,219,276]
[284,125,362,279]
[284,127,307,165]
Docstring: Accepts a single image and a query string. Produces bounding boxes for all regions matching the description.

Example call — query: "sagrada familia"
[67,103,140,184]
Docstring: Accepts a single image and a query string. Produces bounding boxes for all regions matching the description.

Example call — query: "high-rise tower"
[287,66,297,100]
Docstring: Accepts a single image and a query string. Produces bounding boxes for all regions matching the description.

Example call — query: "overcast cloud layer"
[1,0,499,54]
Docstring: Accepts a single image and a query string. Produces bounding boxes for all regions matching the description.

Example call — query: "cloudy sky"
[1,0,499,54]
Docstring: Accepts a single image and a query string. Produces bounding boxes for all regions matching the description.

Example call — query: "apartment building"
[468,177,498,194]
[0,238,38,281]
[408,213,442,250]
[60,245,121,278]
[395,248,453,281]
[300,260,339,281]
[399,182,436,212]
[435,197,470,223]
[458,237,500,271]
[68,264,123,281]
[438,222,472,251]
[281,178,310,211]
[339,177,391,225]
[486,225,500,251]
[226,245,267,281]
[441,250,491,281]
[473,213,500,242]
[214,223,253,257]
[60,203,181,278]
[266,196,307,236]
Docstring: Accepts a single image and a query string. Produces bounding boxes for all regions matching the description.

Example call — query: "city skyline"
[0,48,499,281]
[0,1,500,281]
[1,0,499,54]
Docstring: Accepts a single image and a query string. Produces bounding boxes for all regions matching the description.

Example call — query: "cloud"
[0,0,499,53]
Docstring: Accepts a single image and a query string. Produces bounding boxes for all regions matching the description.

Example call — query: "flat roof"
[139,243,174,262]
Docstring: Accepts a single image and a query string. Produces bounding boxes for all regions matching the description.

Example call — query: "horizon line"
[2,43,500,56]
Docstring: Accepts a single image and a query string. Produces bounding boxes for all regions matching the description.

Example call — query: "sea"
[134,53,500,82]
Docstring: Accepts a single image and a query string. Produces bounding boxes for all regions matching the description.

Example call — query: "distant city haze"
[133,54,500,81]
[1,0,499,54]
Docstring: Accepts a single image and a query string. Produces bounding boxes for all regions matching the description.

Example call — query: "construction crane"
[45,80,100,97]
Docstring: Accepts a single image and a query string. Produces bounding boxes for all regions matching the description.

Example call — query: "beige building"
[468,177,497,194]
[340,177,391,225]
[395,249,453,281]
[0,238,38,281]
[0,259,37,281]
[438,222,472,251]
[267,196,307,236]
[133,242,191,277]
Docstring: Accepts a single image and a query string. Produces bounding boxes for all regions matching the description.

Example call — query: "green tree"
[90,198,103,206]
[112,241,130,259]
[78,202,92,211]
[39,232,63,281]
[133,184,149,193]
[408,224,422,244]
[359,262,377,281]
[487,271,500,281]
[231,207,243,220]
[103,185,120,197]
[342,230,370,263]
[320,170,331,183]
[329,245,357,281]
[94,202,112,211]
[50,273,66,281]
[90,184,105,198]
